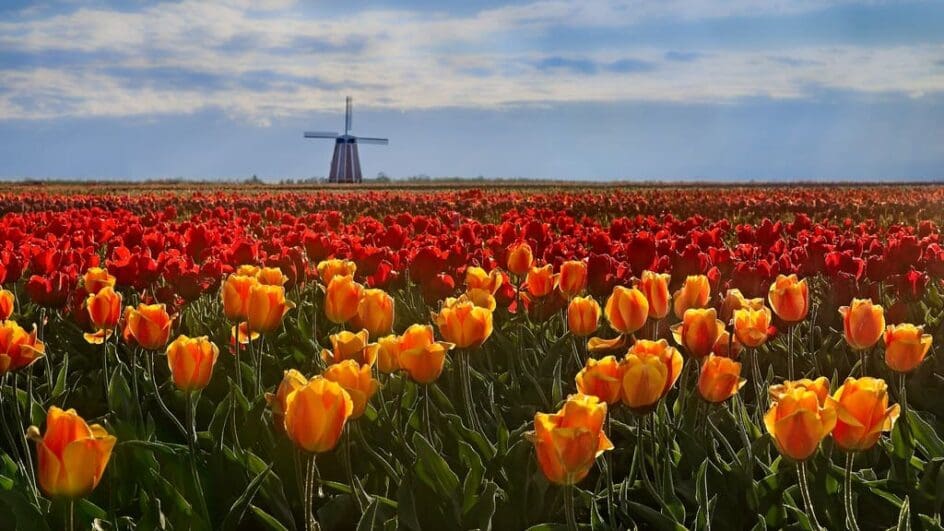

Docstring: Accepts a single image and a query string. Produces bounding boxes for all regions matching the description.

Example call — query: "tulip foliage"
[0,184,942,530]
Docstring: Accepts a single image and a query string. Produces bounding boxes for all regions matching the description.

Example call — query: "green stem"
[68,499,75,531]
[563,483,577,531]
[148,352,188,439]
[797,460,822,530]
[605,414,616,530]
[343,428,361,511]
[844,452,860,531]
[423,385,433,444]
[787,325,795,380]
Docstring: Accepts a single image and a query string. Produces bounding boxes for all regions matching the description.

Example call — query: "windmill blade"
[304,131,339,138]
[356,137,389,145]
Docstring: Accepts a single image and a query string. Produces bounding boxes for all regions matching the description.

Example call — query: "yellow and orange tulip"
[266,369,308,432]
[222,274,259,322]
[397,324,454,384]
[434,296,493,349]
[604,286,648,335]
[321,329,378,367]
[765,378,836,461]
[883,323,933,373]
[283,377,353,453]
[619,339,683,411]
[671,308,725,359]
[533,394,613,485]
[376,334,401,374]
[257,266,288,286]
[84,286,122,344]
[768,274,809,323]
[317,259,357,286]
[732,307,772,348]
[82,267,116,295]
[324,274,364,324]
[351,288,395,337]
[697,354,745,403]
[124,303,173,350]
[323,360,380,419]
[828,377,899,451]
[673,274,710,320]
[840,298,885,350]
[639,271,671,320]
[247,284,293,334]
[575,355,622,404]
[0,289,15,321]
[0,320,45,374]
[720,288,764,324]
[166,335,219,391]
[526,264,556,298]
[507,242,534,277]
[567,296,601,337]
[558,260,588,298]
[28,406,116,498]
[465,266,503,294]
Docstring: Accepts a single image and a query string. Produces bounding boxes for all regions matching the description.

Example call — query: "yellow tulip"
[720,288,764,324]
[768,274,809,323]
[82,267,116,294]
[604,286,648,335]
[732,307,772,348]
[283,377,353,453]
[697,354,745,403]
[764,378,836,461]
[639,271,671,320]
[351,289,395,337]
[827,377,899,451]
[247,284,293,334]
[84,286,122,344]
[533,394,613,485]
[317,259,357,286]
[321,329,378,367]
[465,266,503,294]
[672,275,710,320]
[619,339,683,411]
[507,242,534,277]
[575,355,622,404]
[671,308,725,359]
[221,274,259,322]
[324,274,363,324]
[124,303,173,350]
[397,324,454,384]
[257,266,288,286]
[558,260,588,298]
[266,369,308,433]
[28,407,116,498]
[0,320,45,375]
[376,334,401,374]
[433,296,493,349]
[567,296,601,337]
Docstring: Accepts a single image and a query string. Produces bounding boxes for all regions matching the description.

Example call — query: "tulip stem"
[459,351,481,431]
[732,393,754,477]
[234,321,243,390]
[10,374,39,503]
[844,452,860,531]
[858,349,867,377]
[749,348,765,421]
[898,372,908,433]
[68,500,75,531]
[186,391,210,523]
[797,461,822,530]
[563,484,577,531]
[604,413,616,531]
[148,352,188,440]
[103,340,110,403]
[787,325,795,380]
[423,385,433,444]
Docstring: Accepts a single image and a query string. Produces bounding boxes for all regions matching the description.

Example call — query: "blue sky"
[0,0,942,181]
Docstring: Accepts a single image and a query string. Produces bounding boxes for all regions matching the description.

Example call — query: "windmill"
[304,96,388,183]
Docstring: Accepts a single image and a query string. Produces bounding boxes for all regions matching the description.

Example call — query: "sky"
[0,0,942,181]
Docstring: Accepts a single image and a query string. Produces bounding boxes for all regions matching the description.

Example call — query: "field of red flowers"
[0,184,942,530]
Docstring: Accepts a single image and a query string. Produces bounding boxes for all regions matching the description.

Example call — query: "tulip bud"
[29,406,116,498]
[266,369,308,433]
[376,334,401,374]
[507,242,534,277]
[639,271,671,320]
[673,275,710,320]
[325,274,363,324]
[222,274,259,322]
[575,356,622,404]
[768,274,809,323]
[839,298,885,350]
[764,378,836,461]
[567,296,601,337]
[732,307,772,348]
[465,266,503,294]
[0,289,13,321]
[321,329,378,367]
[526,264,556,298]
[883,323,933,373]
[166,335,220,391]
[671,308,725,359]
[283,377,353,453]
[350,289,394,337]
[125,303,173,350]
[323,360,380,419]
[434,296,493,349]
[317,259,357,286]
[84,286,123,344]
[82,267,116,294]
[247,284,293,334]
[697,354,745,403]
[827,377,899,451]
[558,260,588,299]
[397,324,454,384]
[604,286,648,335]
[0,321,45,375]
[533,394,613,485]
[618,339,683,412]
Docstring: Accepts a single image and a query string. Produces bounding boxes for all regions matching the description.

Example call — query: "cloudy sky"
[0,0,942,181]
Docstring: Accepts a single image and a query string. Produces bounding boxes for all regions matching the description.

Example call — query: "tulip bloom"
[317,259,357,286]
[604,286,648,335]
[639,271,671,320]
[321,329,378,366]
[697,355,745,403]
[828,377,899,451]
[558,260,588,298]
[768,274,809,323]
[526,264,556,298]
[376,334,401,374]
[28,406,116,498]
[82,267,116,294]
[266,369,308,432]
[732,307,772,348]
[124,304,174,350]
[567,296,601,337]
[673,275,710,320]
[166,335,220,391]
[465,266,503,294]
[257,266,288,286]
[465,288,497,311]
[352,288,395,337]
[840,298,885,350]
[84,286,122,344]
[619,339,683,411]
[324,274,363,324]
[283,377,353,453]
[575,356,622,404]
[765,378,836,461]
[533,394,613,485]
[720,288,764,324]
[397,324,454,384]
[434,296,493,349]
[671,308,725,359]
[507,242,534,277]
[222,274,259,322]
[0,320,45,374]
[0,289,13,321]
[235,264,261,277]
[711,330,743,359]
[247,284,293,334]
[884,323,933,373]
[323,360,380,419]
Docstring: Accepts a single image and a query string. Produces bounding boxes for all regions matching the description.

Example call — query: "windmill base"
[328,139,362,183]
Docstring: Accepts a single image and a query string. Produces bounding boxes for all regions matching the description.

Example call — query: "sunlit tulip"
[465,288,497,311]
[764,379,837,461]
[465,266,503,294]
[558,260,588,298]
[697,354,745,403]
[257,266,288,286]
[247,284,292,334]
[230,322,260,346]
[124,303,173,350]
[84,286,122,344]
[507,242,534,277]
[0,289,13,321]
[321,329,378,366]
[839,298,885,350]
[235,264,261,277]
[884,323,933,373]
[720,288,764,324]
[351,288,394,337]
[165,335,219,392]
[324,360,379,419]
[672,275,710,320]
[397,324,454,384]
[533,394,613,485]
[376,334,401,374]
[732,307,772,348]
[639,271,671,320]
[325,274,363,324]
[317,259,357,286]
[769,377,831,406]
[526,264,556,298]
[619,339,683,411]
[266,369,307,432]
[222,274,259,322]
[283,377,353,453]
[568,296,601,337]
[768,274,809,323]
[28,406,116,498]
[434,296,493,349]
[604,286,648,335]
[0,320,45,374]
[828,377,899,451]
[575,355,622,404]
[671,308,725,359]
[711,330,743,359]
[82,267,115,294]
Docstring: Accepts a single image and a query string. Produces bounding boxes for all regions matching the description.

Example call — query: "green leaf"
[396,480,422,531]
[896,495,911,531]
[907,410,944,458]
[626,501,687,531]
[356,498,382,531]
[221,462,274,530]
[412,432,460,497]
[250,505,291,531]
[52,353,68,397]
[458,441,485,514]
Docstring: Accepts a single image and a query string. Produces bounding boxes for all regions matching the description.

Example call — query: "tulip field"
[1,183,944,530]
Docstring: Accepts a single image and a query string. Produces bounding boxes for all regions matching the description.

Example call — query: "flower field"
[0,184,943,530]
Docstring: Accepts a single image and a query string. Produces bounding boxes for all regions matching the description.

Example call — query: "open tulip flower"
[321,329,379,367]
[732,306,772,348]
[256,266,288,286]
[0,320,45,374]
[575,355,622,404]
[82,267,116,295]
[618,339,683,412]
[828,377,900,451]
[525,264,556,298]
[672,308,725,359]
[765,378,836,461]
[721,289,765,325]
[28,406,116,499]
[317,259,357,286]
[433,295,493,349]
[533,394,613,486]
[397,324,454,384]
[465,266,503,294]
[884,323,933,373]
[323,359,380,419]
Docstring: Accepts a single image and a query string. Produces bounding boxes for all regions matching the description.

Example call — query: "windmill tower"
[304,97,388,183]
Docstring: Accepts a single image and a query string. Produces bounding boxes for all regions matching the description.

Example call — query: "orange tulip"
[235,264,261,277]
[324,274,363,324]
[526,264,556,298]
[884,323,933,373]
[317,259,357,286]
[558,260,588,298]
[465,288,497,311]
[266,369,308,432]
[604,286,648,335]
[376,334,401,374]
[0,320,45,374]
[840,298,885,350]
[567,296,601,337]
[28,406,116,498]
[434,296,493,349]
[82,267,116,294]
[222,274,259,322]
[0,289,15,320]
[619,339,683,411]
[257,266,288,286]
[124,303,173,350]
[673,275,710,320]
[397,324,454,384]
[768,274,809,323]
[828,377,899,451]
[671,308,725,359]
[711,329,743,359]
[247,284,293,334]
[533,394,613,485]
[732,307,772,348]
[769,377,831,406]
[575,355,622,404]
[351,289,395,337]
[166,335,219,391]
[507,242,534,277]
[84,286,122,344]
[720,288,764,324]
[765,378,836,461]
[230,322,260,346]
[283,377,353,453]
[639,271,671,320]
[321,329,379,367]
[697,354,745,403]
[323,360,379,419]
[465,266,503,294]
